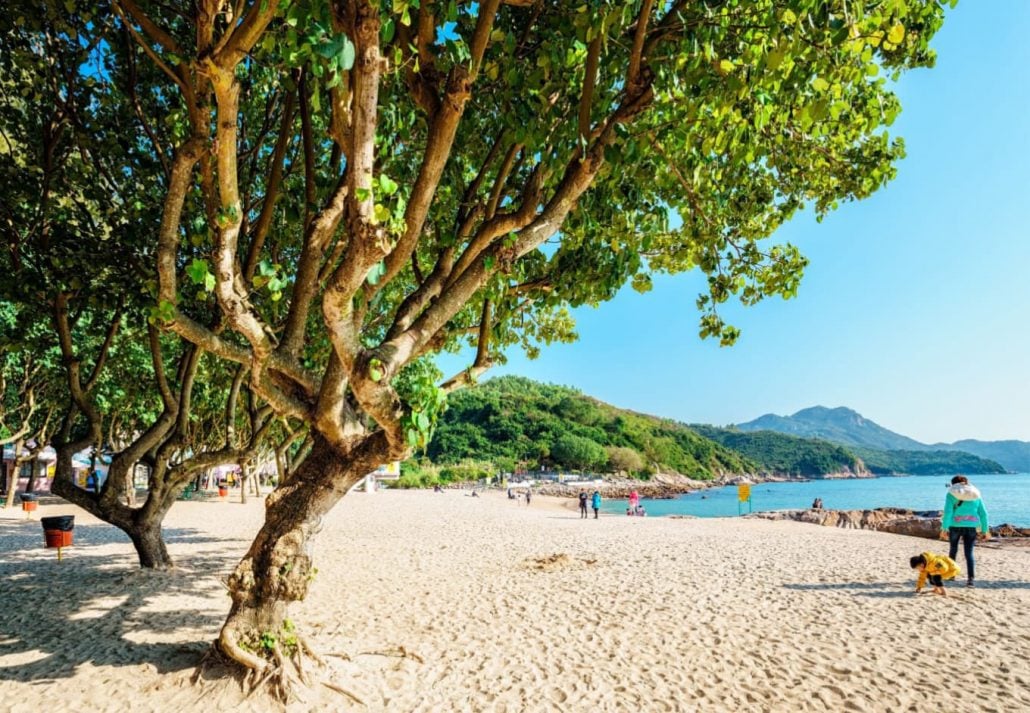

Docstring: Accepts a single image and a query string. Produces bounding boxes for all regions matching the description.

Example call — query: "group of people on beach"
[910,475,990,595]
[577,490,602,519]
[625,490,647,517]
[507,487,532,505]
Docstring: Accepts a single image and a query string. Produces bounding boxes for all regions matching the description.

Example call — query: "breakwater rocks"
[535,473,713,500]
[748,508,1030,541]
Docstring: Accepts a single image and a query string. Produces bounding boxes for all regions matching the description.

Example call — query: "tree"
[606,446,645,475]
[0,5,286,566]
[10,0,950,689]
[552,434,608,471]
[0,304,62,506]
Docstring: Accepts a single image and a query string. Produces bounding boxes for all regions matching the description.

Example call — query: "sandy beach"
[1,490,1029,712]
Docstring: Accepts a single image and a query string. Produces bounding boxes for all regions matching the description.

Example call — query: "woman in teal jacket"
[939,475,990,587]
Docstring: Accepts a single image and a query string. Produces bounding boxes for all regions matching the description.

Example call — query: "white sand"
[1,491,1029,712]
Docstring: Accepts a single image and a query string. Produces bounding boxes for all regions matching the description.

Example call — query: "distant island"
[400,377,1008,487]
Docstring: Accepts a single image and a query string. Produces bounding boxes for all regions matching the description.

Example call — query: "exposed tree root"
[195,626,422,707]
[322,680,367,706]
[357,646,425,664]
[298,633,326,666]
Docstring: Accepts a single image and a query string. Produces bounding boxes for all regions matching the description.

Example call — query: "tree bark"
[25,456,38,493]
[240,461,249,504]
[126,507,175,569]
[3,443,19,508]
[3,461,16,509]
[218,435,386,670]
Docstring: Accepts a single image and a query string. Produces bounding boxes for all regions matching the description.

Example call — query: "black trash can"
[41,515,75,531]
[41,515,75,550]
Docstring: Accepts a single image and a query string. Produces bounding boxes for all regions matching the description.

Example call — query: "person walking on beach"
[591,490,602,519]
[628,490,640,513]
[940,475,990,587]
[525,488,532,506]
[578,490,588,519]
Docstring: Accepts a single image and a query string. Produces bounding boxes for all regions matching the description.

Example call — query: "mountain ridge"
[738,406,1028,472]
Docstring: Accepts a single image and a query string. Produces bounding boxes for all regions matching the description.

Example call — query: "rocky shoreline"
[534,473,715,499]
[533,469,880,499]
[747,507,1030,543]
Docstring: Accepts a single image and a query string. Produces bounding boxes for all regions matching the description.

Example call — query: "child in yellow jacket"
[910,552,960,596]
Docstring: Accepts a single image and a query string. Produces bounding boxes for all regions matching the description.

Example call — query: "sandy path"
[1,491,1029,712]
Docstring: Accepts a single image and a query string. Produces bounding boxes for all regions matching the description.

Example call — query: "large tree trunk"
[4,465,16,508]
[25,456,38,493]
[240,461,248,504]
[125,509,175,569]
[51,445,179,569]
[218,436,387,671]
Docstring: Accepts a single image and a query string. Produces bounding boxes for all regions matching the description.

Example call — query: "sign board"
[737,483,752,515]
[372,461,402,480]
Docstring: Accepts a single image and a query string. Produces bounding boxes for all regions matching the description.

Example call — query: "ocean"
[602,473,1030,527]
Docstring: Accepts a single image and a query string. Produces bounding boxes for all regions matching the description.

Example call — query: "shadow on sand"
[785,579,1030,599]
[0,518,242,685]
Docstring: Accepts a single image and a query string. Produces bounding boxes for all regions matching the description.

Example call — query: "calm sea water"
[602,473,1030,526]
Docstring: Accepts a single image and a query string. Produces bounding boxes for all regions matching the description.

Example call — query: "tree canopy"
[0,0,953,691]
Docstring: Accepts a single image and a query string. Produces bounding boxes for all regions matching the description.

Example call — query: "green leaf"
[369,357,384,382]
[186,258,209,285]
[378,174,398,196]
[811,77,830,93]
[204,273,216,292]
[355,187,371,202]
[887,23,906,45]
[340,37,355,70]
[373,204,391,224]
[366,261,386,285]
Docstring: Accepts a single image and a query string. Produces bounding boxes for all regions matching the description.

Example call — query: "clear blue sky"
[439,0,1030,444]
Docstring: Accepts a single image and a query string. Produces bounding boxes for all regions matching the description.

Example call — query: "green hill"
[937,440,1030,473]
[853,447,1006,476]
[690,426,863,476]
[428,376,752,479]
[424,379,1008,479]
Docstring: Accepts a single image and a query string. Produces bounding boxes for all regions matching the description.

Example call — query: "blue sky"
[439,0,1030,444]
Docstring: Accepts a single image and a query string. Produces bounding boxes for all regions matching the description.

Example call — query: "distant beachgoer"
[471,490,479,498]
[635,504,646,517]
[629,490,640,511]
[910,552,959,596]
[507,487,514,500]
[812,498,823,510]
[941,475,990,587]
[525,489,531,506]
[578,491,588,519]
[591,490,601,519]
